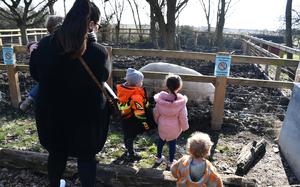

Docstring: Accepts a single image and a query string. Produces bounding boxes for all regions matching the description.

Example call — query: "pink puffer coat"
[153,91,189,141]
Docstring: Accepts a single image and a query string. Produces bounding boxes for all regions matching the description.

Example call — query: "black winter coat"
[29,33,111,157]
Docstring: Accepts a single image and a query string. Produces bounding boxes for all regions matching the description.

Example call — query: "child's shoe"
[20,97,33,111]
[167,160,177,170]
[126,151,142,162]
[155,155,165,164]
[59,179,66,187]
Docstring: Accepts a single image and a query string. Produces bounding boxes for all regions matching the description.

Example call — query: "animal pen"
[1,29,300,186]
[0,36,299,130]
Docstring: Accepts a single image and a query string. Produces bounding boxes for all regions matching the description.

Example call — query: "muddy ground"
[0,53,299,186]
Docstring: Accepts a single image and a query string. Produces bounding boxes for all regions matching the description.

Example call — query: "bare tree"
[63,0,67,16]
[199,0,211,32]
[105,0,125,45]
[48,0,55,14]
[215,0,235,51]
[0,0,56,45]
[286,0,293,59]
[146,0,189,49]
[127,0,143,42]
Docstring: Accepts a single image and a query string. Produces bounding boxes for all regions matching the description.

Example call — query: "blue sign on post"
[214,53,231,77]
[2,46,15,65]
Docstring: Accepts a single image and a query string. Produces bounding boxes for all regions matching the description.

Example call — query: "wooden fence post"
[211,77,227,130]
[0,32,2,46]
[106,46,113,87]
[128,29,131,44]
[295,62,300,82]
[194,32,198,47]
[242,40,248,55]
[275,51,284,80]
[7,64,21,108]
[2,45,21,108]
[18,30,22,45]
[265,46,271,75]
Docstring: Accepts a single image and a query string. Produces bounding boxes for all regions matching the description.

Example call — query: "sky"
[54,0,300,31]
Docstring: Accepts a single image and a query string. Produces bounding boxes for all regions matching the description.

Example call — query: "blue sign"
[214,54,231,77]
[2,47,15,65]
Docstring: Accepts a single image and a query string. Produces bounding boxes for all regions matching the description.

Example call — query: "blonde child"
[153,74,189,168]
[171,132,223,187]
[117,68,150,161]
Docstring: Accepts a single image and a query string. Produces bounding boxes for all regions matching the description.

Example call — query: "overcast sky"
[54,0,300,31]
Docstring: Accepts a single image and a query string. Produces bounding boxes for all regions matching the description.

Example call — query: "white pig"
[139,62,215,104]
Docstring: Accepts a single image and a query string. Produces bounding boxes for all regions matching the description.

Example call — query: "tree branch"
[176,0,189,13]
[28,0,48,12]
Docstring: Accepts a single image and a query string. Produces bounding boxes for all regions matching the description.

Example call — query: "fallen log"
[236,139,267,176]
[0,148,257,187]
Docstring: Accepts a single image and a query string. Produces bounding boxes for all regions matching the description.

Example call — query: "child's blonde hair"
[186,132,213,159]
[164,74,182,101]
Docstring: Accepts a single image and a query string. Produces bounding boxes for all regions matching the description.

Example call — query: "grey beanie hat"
[125,68,144,86]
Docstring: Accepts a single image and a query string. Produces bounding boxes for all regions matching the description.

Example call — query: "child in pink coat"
[153,74,189,168]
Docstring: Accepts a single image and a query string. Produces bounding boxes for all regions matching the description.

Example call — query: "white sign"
[2,47,14,65]
[214,54,231,77]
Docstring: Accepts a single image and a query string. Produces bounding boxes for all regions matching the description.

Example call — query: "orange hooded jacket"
[116,84,149,130]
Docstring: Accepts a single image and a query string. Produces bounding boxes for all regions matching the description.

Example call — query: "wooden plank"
[1,46,27,54]
[0,148,259,187]
[15,65,29,71]
[0,64,7,70]
[231,55,298,67]
[295,63,300,82]
[211,77,227,130]
[236,139,267,175]
[227,77,294,89]
[112,48,299,67]
[106,46,113,87]
[275,52,284,80]
[3,65,294,89]
[7,64,21,108]
[242,35,300,56]
[242,39,279,58]
[113,48,216,61]
[112,69,216,83]
[14,45,27,53]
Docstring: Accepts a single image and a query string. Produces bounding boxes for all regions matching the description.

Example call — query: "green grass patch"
[0,119,44,152]
[283,53,300,60]
[107,132,123,145]
[216,144,231,154]
[136,136,154,147]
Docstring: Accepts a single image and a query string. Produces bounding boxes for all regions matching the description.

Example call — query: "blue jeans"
[156,137,176,162]
[28,84,39,101]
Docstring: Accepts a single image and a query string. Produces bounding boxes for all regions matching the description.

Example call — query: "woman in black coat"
[29,1,110,186]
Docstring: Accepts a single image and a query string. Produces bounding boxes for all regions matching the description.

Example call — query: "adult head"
[45,15,64,33]
[57,0,101,58]
[88,2,101,32]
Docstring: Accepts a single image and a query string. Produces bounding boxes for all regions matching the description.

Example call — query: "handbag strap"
[78,57,112,100]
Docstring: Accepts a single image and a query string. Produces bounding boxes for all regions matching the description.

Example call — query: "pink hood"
[154,91,189,141]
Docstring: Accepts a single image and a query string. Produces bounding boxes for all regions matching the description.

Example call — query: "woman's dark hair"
[57,0,91,58]
[165,74,182,101]
[90,2,100,23]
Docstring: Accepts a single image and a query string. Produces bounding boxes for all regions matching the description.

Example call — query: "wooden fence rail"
[0,46,298,130]
[242,35,300,81]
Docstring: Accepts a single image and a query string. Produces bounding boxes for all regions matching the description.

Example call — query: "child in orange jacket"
[171,132,223,187]
[116,68,149,161]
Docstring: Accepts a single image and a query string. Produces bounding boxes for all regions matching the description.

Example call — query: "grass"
[0,118,44,152]
[216,144,231,154]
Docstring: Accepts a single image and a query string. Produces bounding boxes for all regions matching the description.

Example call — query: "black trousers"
[47,151,97,187]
